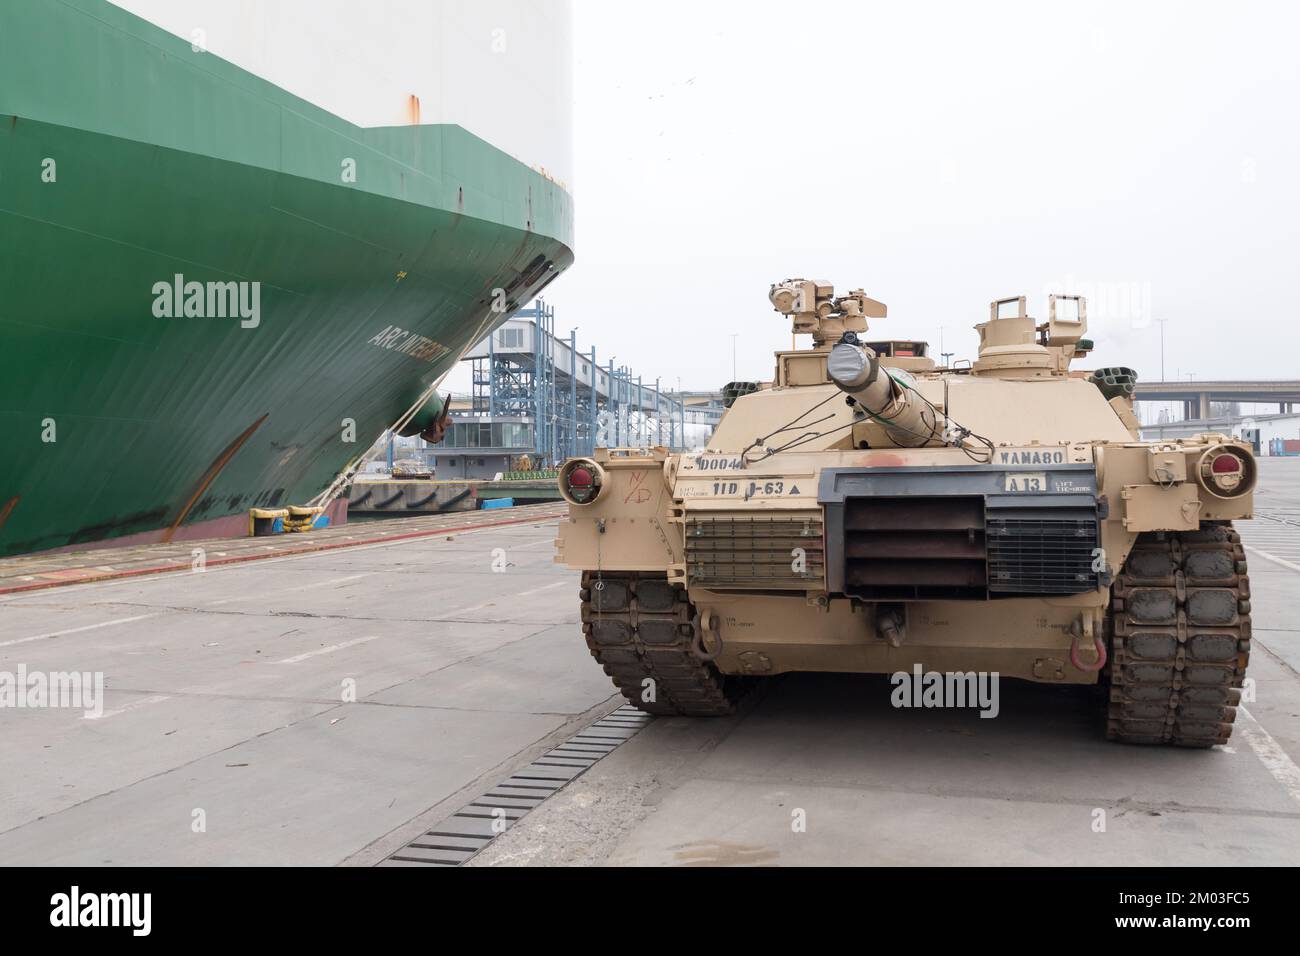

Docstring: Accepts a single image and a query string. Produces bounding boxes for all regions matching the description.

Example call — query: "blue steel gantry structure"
[457,301,724,469]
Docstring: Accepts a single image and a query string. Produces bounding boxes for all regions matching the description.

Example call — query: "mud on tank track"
[1107,524,1252,747]
[580,571,749,716]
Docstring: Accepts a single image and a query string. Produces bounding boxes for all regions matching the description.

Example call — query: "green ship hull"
[0,0,574,557]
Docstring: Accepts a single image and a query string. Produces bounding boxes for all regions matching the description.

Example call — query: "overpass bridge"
[1134,380,1300,420]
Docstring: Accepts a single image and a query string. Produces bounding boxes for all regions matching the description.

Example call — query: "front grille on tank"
[818,463,1104,601]
[986,517,1098,594]
[685,513,824,589]
[838,497,1102,600]
[843,497,987,600]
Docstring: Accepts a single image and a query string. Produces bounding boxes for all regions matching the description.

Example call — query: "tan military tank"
[555,281,1255,747]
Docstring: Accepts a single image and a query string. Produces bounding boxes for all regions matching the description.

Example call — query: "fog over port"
[522,0,1298,394]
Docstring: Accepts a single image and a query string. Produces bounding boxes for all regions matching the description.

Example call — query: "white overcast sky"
[455,0,1299,396]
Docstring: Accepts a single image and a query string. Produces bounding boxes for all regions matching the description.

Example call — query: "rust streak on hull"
[162,415,269,543]
[0,496,18,533]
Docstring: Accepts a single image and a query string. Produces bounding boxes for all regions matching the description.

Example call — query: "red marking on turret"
[623,471,652,504]
[854,452,908,468]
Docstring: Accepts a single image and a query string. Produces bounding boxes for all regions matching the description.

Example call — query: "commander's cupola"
[972,295,1092,379]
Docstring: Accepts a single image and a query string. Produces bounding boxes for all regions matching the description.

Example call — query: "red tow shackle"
[1069,623,1107,673]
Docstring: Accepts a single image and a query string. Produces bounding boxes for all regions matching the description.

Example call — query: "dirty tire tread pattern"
[1107,525,1250,748]
[580,571,742,717]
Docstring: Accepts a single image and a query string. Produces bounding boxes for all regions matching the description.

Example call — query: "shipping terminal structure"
[0,0,574,557]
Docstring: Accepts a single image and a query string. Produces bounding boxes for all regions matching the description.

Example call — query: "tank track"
[579,571,746,716]
[1107,524,1251,747]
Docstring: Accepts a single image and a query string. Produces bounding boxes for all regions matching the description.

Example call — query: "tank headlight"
[1196,446,1255,500]
[559,458,605,506]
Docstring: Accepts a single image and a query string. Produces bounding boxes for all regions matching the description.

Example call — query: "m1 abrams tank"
[554,281,1256,747]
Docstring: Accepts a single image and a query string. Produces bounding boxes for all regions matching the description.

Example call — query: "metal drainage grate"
[379,704,653,866]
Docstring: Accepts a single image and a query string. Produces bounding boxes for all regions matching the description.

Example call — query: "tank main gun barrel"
[827,339,942,447]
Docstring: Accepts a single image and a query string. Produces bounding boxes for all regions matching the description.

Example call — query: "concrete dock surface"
[0,507,599,865]
[2,466,1300,866]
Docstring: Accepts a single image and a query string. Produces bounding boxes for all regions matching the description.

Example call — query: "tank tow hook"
[877,607,906,648]
[1068,617,1107,673]
[692,609,724,662]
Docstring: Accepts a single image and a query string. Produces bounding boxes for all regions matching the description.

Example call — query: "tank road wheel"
[579,572,748,716]
[1106,524,1251,747]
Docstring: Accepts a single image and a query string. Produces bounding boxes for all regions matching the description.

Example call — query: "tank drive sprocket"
[580,572,748,716]
[1106,524,1251,747]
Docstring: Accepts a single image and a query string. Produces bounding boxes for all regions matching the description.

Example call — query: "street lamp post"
[655,376,662,447]
[569,327,578,461]
[589,346,597,456]
[608,357,617,447]
[676,376,683,451]
[1158,317,1167,383]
